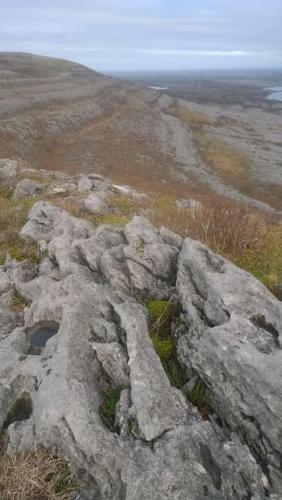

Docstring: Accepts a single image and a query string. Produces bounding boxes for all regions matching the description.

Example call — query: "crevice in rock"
[200,444,222,491]
[126,255,177,284]
[4,391,33,429]
[250,314,280,348]
[146,299,188,389]
[182,264,230,327]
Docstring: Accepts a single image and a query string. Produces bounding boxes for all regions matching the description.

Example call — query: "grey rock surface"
[0,198,281,499]
[13,178,44,199]
[0,158,22,182]
[83,191,110,215]
[177,238,282,491]
[175,198,203,210]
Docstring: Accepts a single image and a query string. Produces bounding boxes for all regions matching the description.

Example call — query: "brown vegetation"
[150,196,282,294]
[0,450,77,500]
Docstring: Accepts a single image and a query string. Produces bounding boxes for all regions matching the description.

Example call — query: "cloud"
[1,0,282,70]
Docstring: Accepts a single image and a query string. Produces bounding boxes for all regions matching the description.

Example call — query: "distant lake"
[149,86,168,91]
[265,87,282,101]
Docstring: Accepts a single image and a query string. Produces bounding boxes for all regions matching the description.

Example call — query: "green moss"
[146,300,186,389]
[146,300,181,337]
[99,387,122,432]
[83,213,129,227]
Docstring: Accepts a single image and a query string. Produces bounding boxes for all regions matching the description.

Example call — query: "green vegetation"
[146,300,186,389]
[90,214,129,226]
[0,188,39,265]
[185,376,210,419]
[99,387,122,432]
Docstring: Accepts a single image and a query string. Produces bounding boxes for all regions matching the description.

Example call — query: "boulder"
[0,159,22,182]
[47,181,77,194]
[83,191,110,215]
[13,178,44,199]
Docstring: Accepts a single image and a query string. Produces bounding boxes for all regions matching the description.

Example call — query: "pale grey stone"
[13,178,44,199]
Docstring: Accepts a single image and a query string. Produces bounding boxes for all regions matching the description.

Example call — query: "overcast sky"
[1,0,282,72]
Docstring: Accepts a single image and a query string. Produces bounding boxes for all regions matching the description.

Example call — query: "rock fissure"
[0,168,281,498]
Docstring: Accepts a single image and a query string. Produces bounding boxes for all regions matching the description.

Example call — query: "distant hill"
[0,52,281,211]
[0,52,100,78]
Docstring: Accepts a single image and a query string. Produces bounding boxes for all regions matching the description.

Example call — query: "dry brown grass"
[0,450,77,500]
[9,288,29,313]
[168,105,215,130]
[149,196,282,294]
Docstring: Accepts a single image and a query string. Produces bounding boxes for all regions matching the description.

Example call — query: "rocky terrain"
[0,160,282,499]
[1,53,282,212]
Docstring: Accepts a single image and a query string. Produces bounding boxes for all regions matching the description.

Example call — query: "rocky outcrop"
[177,239,282,492]
[13,178,44,199]
[0,198,281,499]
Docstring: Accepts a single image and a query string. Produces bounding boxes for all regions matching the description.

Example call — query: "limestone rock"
[0,200,281,498]
[177,238,282,490]
[0,159,22,182]
[13,178,44,199]
[83,191,110,215]
[175,198,202,210]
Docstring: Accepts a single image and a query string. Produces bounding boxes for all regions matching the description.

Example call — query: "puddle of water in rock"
[30,327,58,348]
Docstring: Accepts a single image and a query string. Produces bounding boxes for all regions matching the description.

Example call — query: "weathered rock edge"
[0,200,281,499]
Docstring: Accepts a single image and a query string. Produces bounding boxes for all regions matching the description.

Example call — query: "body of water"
[149,86,168,91]
[265,87,282,102]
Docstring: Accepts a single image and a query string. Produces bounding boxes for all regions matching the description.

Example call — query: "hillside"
[1,53,282,212]
[0,162,281,499]
[0,53,282,499]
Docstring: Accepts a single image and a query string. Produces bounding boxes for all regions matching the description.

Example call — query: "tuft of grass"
[146,300,186,389]
[9,289,29,313]
[99,387,122,432]
[0,450,77,500]
[0,192,39,265]
[92,214,129,226]
[146,300,181,337]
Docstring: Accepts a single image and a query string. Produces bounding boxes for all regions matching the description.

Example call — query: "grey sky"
[1,0,282,71]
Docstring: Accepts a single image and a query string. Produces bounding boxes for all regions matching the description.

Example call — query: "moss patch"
[146,300,186,389]
[99,387,122,432]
